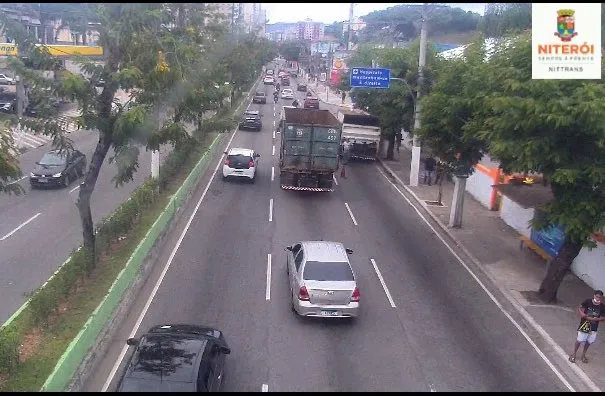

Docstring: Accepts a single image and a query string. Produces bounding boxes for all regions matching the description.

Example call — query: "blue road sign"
[350,67,391,89]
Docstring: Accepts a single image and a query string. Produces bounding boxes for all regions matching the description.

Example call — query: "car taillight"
[224,159,230,165]
[298,286,310,301]
[249,160,255,167]
[351,287,360,302]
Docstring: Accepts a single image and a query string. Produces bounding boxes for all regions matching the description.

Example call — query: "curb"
[377,158,601,392]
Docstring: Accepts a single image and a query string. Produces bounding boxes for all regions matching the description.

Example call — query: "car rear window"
[228,154,253,164]
[255,92,265,96]
[306,98,318,103]
[303,261,354,281]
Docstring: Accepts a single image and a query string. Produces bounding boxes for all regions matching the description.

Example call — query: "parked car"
[263,76,275,85]
[0,97,15,113]
[222,147,260,183]
[0,73,15,85]
[297,83,307,92]
[116,324,231,392]
[29,149,87,189]
[281,88,294,100]
[304,97,320,109]
[286,241,359,318]
[252,91,267,104]
[238,110,262,131]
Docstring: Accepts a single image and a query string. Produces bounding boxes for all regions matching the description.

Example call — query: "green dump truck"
[278,107,342,191]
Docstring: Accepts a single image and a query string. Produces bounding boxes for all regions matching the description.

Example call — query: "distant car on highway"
[239,110,262,131]
[29,149,86,189]
[222,147,260,183]
[304,97,320,109]
[281,77,290,87]
[263,76,274,85]
[286,241,359,318]
[252,91,267,104]
[281,88,294,100]
[0,73,15,85]
[116,324,231,392]
[297,83,307,92]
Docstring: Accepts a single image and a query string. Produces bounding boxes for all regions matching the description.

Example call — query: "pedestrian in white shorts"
[569,290,605,363]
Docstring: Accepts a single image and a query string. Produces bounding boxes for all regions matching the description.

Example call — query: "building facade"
[296,19,324,41]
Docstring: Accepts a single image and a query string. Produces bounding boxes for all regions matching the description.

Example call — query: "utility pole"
[409,3,428,187]
[347,3,355,51]
[151,102,162,180]
[15,75,26,150]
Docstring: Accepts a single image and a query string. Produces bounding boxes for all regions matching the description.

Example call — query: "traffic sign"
[350,67,391,89]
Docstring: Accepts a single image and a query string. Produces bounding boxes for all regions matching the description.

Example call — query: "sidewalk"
[379,147,604,392]
[306,79,354,110]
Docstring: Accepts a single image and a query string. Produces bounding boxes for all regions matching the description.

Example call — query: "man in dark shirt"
[424,156,437,186]
[569,290,605,363]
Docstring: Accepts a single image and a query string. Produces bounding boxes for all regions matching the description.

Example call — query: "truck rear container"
[279,107,342,191]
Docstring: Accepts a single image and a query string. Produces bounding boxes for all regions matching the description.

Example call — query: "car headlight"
[52,172,62,177]
[30,172,35,177]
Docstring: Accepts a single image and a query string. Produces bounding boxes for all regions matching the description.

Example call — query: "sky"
[263,3,486,24]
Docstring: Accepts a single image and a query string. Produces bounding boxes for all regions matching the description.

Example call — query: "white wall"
[401,129,413,150]
[571,242,605,291]
[466,169,493,209]
[500,195,534,238]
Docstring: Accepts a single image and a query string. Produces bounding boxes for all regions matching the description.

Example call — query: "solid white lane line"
[376,167,576,392]
[273,130,275,139]
[0,213,41,241]
[370,259,396,308]
[344,202,358,226]
[102,125,241,392]
[266,254,272,301]
[272,145,275,156]
[69,185,80,193]
[271,166,275,182]
[332,174,338,186]
[262,383,269,392]
[269,198,273,222]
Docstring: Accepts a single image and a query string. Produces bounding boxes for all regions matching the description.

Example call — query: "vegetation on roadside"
[416,31,605,303]
[0,88,253,391]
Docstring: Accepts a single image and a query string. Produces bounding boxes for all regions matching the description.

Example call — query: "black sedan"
[238,111,262,131]
[116,324,231,392]
[297,83,307,92]
[252,91,267,104]
[29,149,86,189]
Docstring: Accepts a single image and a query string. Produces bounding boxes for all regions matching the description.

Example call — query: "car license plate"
[320,310,339,316]
[38,178,48,183]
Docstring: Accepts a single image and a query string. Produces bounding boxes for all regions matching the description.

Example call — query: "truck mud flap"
[281,185,334,192]
[351,155,377,161]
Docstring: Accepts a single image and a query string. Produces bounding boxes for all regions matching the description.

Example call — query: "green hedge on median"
[0,140,198,375]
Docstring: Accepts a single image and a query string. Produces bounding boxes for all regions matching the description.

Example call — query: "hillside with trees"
[358,4,481,45]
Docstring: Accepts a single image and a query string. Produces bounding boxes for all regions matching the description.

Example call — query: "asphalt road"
[0,120,170,323]
[83,73,571,392]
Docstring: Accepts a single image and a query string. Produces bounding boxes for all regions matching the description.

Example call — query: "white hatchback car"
[222,148,260,182]
[263,76,274,85]
[281,88,294,99]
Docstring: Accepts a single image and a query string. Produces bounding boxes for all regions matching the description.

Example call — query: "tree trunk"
[537,237,584,303]
[76,136,111,259]
[386,132,396,160]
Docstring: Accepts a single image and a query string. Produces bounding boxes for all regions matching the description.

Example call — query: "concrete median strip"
[32,77,263,392]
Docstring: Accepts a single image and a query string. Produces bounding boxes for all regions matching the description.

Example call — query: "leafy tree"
[0,122,24,195]
[278,40,305,61]
[352,41,438,160]
[479,3,531,38]
[471,34,605,302]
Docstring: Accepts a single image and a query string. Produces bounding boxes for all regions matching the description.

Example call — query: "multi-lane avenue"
[0,114,170,323]
[81,70,574,392]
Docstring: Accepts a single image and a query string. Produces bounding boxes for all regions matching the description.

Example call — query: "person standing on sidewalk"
[424,155,437,185]
[395,131,402,153]
[569,290,605,363]
[341,90,346,104]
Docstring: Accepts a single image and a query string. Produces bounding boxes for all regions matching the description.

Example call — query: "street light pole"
[409,3,428,187]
